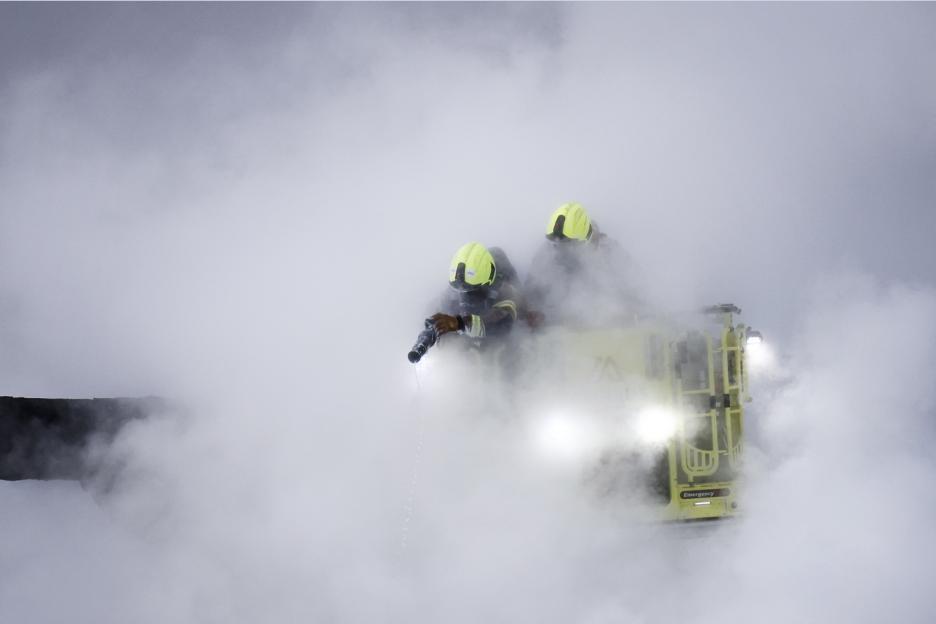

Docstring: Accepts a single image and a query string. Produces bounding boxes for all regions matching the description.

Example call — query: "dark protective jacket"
[524,226,643,326]
[438,247,521,339]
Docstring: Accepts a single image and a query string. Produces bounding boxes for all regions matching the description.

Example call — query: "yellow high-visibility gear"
[449,242,496,291]
[546,202,592,241]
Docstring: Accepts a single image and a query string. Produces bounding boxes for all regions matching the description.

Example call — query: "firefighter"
[525,202,641,327]
[428,241,521,340]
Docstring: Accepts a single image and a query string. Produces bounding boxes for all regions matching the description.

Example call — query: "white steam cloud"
[1,4,935,623]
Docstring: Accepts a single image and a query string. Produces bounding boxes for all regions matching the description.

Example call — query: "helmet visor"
[546,227,592,243]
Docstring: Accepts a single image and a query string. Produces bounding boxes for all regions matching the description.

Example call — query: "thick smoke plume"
[1,4,935,623]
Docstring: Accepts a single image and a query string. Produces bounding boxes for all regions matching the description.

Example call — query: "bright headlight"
[635,406,678,445]
[533,412,596,461]
[745,340,775,372]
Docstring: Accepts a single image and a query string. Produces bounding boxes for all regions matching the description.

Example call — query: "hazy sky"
[1,4,934,623]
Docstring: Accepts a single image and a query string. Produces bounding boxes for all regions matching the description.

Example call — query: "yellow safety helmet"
[546,202,592,241]
[449,242,496,291]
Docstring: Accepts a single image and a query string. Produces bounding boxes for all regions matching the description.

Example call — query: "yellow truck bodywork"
[521,306,752,521]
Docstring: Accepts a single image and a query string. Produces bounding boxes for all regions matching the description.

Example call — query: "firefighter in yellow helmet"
[409,242,522,362]
[525,202,641,327]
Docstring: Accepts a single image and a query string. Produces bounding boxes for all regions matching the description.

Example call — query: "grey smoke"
[1,3,935,623]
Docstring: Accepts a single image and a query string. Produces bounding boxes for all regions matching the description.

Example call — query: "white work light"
[533,411,597,462]
[635,406,678,445]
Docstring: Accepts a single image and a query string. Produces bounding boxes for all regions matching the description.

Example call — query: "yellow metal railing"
[677,334,719,480]
[726,408,743,469]
[721,325,745,470]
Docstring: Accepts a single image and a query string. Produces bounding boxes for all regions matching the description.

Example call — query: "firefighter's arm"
[429,286,520,338]
[458,301,514,338]
[430,302,517,338]
[463,285,520,338]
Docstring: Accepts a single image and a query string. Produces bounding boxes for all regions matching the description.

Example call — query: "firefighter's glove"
[430,313,463,335]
